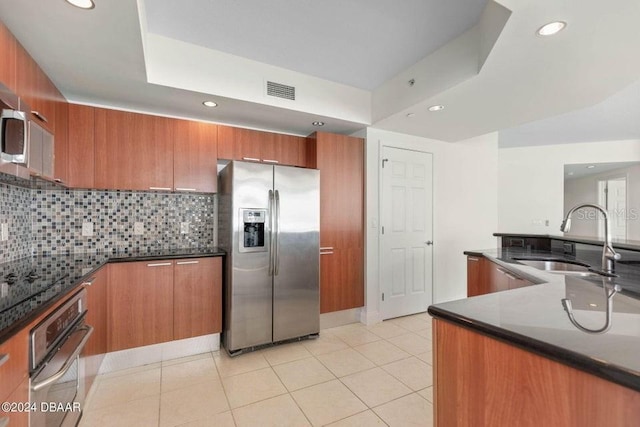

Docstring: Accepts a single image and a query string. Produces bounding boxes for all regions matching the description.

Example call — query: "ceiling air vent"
[266,81,296,101]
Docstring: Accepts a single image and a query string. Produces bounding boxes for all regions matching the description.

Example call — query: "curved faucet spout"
[561,203,621,273]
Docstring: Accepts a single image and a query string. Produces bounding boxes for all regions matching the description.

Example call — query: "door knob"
[426,241,433,246]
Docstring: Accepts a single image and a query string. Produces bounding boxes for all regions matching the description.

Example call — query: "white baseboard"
[99,334,220,374]
[320,308,363,329]
[360,309,382,326]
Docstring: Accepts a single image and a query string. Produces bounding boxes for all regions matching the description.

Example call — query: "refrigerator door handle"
[268,189,275,276]
[274,189,281,276]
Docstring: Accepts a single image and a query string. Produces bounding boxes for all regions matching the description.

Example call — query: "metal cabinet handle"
[149,187,172,191]
[496,267,518,281]
[320,251,334,255]
[82,277,96,287]
[147,262,172,267]
[320,247,334,251]
[0,353,9,368]
[175,188,197,192]
[263,159,279,164]
[242,157,260,162]
[32,110,48,123]
[176,261,199,265]
[468,257,480,262]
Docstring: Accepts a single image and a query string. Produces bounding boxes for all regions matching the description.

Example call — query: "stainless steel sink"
[514,259,590,272]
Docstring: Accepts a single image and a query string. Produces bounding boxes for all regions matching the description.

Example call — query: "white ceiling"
[144,0,488,91]
[0,0,639,142]
[565,162,640,180]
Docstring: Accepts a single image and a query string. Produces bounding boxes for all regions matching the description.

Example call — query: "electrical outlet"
[81,222,94,237]
[134,222,144,235]
[180,222,190,234]
[1,282,8,298]
[0,223,8,241]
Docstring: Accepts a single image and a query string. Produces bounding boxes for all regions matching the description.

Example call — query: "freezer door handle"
[274,189,281,276]
[268,189,275,276]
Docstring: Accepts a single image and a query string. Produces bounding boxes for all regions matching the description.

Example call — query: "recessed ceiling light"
[537,21,567,36]
[586,165,596,169]
[202,101,218,107]
[406,113,415,118]
[428,105,444,112]
[65,0,95,9]
[312,121,325,126]
[589,303,598,307]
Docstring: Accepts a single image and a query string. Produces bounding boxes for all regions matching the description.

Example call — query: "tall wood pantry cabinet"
[307,132,365,313]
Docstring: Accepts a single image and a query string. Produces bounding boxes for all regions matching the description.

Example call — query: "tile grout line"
[211,350,239,426]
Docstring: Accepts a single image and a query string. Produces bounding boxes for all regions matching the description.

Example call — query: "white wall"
[498,139,640,235]
[364,128,498,324]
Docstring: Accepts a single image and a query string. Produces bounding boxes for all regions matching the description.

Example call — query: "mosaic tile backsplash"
[0,180,216,263]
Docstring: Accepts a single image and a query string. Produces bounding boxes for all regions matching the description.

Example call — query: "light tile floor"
[80,312,433,427]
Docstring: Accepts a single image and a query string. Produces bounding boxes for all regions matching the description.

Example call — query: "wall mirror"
[564,162,640,241]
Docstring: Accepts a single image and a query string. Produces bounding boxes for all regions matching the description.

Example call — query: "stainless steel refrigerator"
[218,161,320,354]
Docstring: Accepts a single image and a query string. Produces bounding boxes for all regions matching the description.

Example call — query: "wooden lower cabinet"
[174,257,222,340]
[82,267,108,391]
[107,261,174,352]
[0,328,28,427]
[433,319,640,426]
[320,247,364,313]
[467,256,534,296]
[107,257,223,352]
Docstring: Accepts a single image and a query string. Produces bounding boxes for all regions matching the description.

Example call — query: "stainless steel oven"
[29,289,93,427]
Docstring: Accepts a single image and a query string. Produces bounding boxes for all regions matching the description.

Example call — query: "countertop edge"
[0,250,226,345]
[427,305,640,393]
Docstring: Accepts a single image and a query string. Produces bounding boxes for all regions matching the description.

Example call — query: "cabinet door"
[467,256,493,297]
[67,104,95,188]
[15,43,54,133]
[273,134,304,166]
[1,378,29,427]
[95,109,174,191]
[82,267,108,392]
[174,257,222,340]
[41,127,54,179]
[173,120,218,193]
[488,262,511,293]
[27,121,43,176]
[107,261,174,351]
[0,21,17,90]
[314,132,365,313]
[54,100,69,184]
[0,328,28,403]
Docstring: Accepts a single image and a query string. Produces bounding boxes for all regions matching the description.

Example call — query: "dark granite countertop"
[0,248,225,344]
[429,247,640,392]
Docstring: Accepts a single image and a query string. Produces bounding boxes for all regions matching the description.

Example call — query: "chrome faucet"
[561,203,621,273]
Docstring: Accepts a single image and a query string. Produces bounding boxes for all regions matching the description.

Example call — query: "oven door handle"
[31,325,94,392]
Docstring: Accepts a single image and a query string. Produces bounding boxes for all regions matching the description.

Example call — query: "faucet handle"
[613,252,622,261]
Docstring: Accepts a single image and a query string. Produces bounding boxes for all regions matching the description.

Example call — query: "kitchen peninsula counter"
[0,248,225,344]
[429,247,640,425]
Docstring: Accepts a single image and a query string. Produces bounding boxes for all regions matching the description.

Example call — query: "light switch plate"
[134,222,144,235]
[0,282,8,298]
[0,223,8,241]
[82,222,94,237]
[180,222,189,234]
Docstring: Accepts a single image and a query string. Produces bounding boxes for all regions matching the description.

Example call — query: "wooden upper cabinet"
[94,109,174,191]
[174,120,218,193]
[15,42,55,133]
[217,125,305,167]
[0,21,17,90]
[67,104,95,188]
[308,131,365,313]
[174,257,222,340]
[54,100,69,184]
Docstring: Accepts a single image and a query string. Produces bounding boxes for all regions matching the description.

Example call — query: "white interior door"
[598,177,627,240]
[380,146,433,320]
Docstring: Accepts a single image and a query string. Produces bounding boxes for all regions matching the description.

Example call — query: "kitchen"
[1,0,640,426]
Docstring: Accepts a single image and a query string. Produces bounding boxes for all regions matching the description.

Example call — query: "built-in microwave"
[1,108,28,164]
[0,82,28,165]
